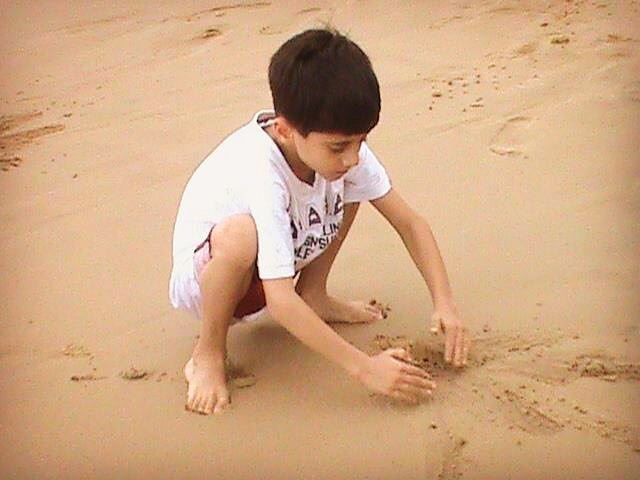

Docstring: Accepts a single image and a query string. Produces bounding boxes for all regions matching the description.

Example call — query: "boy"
[169,29,470,415]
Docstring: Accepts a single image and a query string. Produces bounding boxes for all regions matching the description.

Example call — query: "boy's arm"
[262,277,435,401]
[370,188,470,366]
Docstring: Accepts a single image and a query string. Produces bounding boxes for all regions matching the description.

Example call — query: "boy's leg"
[185,214,258,415]
[295,202,384,323]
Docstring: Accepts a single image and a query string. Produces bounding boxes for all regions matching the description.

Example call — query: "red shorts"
[233,268,266,318]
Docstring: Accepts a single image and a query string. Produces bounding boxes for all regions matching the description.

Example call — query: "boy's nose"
[343,154,359,168]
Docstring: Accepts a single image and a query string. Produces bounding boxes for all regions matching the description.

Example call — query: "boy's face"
[291,129,368,181]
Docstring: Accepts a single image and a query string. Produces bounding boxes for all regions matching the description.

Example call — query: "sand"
[1,0,639,478]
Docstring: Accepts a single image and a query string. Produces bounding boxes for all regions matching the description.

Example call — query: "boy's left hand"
[430,306,470,367]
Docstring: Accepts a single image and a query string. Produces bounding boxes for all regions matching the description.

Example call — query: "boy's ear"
[274,116,295,141]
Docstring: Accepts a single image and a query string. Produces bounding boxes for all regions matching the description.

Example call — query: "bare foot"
[184,356,230,415]
[302,293,384,324]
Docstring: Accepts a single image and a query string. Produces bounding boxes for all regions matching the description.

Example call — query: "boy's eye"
[329,144,348,153]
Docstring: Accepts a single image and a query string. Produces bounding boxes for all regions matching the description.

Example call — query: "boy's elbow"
[402,210,430,238]
[262,277,296,320]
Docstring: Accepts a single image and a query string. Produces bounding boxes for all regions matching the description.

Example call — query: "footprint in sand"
[489,115,532,157]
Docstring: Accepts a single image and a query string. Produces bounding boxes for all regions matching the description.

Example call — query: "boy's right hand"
[358,348,435,403]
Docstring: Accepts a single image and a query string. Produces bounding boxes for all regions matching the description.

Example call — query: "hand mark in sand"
[479,336,640,450]
[372,326,639,452]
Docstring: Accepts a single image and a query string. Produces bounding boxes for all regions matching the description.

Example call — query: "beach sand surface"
[1,1,639,478]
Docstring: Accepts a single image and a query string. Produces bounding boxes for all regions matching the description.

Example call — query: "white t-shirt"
[169,110,391,312]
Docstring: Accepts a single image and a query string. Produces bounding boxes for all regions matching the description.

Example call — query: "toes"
[349,301,380,323]
[192,394,206,414]
[363,306,382,322]
[203,395,216,415]
[214,392,230,414]
[197,393,215,415]
[186,383,198,411]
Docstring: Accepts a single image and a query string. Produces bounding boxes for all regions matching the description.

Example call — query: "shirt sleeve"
[246,169,296,280]
[343,142,392,203]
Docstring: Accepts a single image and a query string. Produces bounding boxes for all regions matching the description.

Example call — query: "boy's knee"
[210,215,258,269]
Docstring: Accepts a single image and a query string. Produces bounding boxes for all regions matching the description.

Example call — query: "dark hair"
[268,29,380,136]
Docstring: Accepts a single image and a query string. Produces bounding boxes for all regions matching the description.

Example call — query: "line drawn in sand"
[489,115,532,157]
[0,112,65,171]
[371,329,640,452]
[438,434,468,480]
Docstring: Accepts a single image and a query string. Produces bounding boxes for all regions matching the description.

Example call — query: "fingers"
[400,362,431,379]
[396,360,436,403]
[444,327,457,364]
[391,381,433,405]
[392,390,416,404]
[386,347,410,362]
[453,327,470,366]
[402,371,436,390]
[398,382,433,400]
[430,313,441,334]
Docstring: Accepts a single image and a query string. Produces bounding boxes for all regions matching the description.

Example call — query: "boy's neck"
[264,124,315,185]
